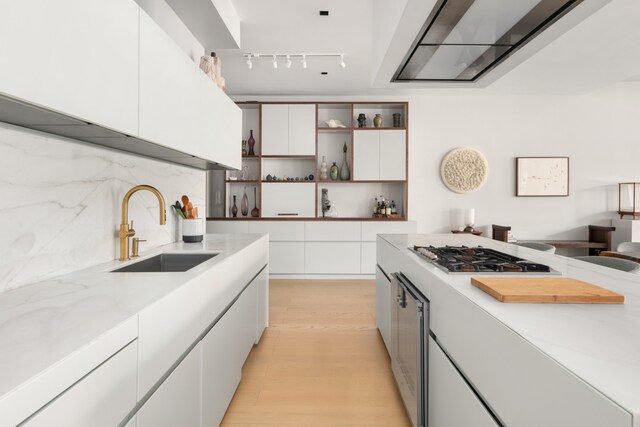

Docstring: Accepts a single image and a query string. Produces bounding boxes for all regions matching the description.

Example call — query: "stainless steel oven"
[391,272,429,427]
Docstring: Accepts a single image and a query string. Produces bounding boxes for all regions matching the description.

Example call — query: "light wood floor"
[221,279,412,427]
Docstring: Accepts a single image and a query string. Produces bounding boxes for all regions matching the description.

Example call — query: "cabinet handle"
[277,213,299,216]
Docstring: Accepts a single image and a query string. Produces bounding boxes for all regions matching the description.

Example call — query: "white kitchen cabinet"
[362,221,417,241]
[375,266,391,352]
[379,130,406,180]
[353,130,406,181]
[23,341,137,427]
[261,183,316,218]
[428,337,498,427]
[353,131,380,180]
[249,221,305,241]
[270,242,305,274]
[0,0,139,135]
[124,415,137,427]
[305,242,361,274]
[361,242,377,274]
[137,343,202,427]
[262,104,315,155]
[305,222,361,241]
[255,268,269,341]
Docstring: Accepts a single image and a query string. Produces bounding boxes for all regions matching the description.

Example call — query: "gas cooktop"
[410,245,556,274]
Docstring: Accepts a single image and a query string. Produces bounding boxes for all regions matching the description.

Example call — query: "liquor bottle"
[372,197,378,214]
[391,200,397,215]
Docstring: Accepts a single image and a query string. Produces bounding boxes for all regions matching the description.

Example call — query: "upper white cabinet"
[261,183,316,218]
[0,0,139,135]
[353,130,406,181]
[262,104,316,155]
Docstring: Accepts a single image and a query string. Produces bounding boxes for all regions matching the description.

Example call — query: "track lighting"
[243,53,345,71]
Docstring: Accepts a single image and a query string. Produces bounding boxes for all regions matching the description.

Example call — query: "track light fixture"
[242,53,345,70]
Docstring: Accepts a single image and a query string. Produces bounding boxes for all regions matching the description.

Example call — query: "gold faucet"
[119,185,166,261]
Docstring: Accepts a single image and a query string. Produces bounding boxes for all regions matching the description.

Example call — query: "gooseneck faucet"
[119,185,166,261]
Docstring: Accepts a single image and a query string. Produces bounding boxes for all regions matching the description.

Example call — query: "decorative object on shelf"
[251,187,260,217]
[393,113,402,128]
[617,182,640,219]
[440,147,489,193]
[241,187,249,216]
[266,174,273,181]
[330,162,339,180]
[516,157,569,197]
[340,142,350,180]
[242,140,247,156]
[373,114,383,128]
[241,165,249,180]
[463,208,476,233]
[247,130,256,156]
[231,195,238,217]
[321,188,332,218]
[199,52,225,90]
[320,156,328,180]
[357,113,366,128]
[308,174,314,180]
[324,119,346,128]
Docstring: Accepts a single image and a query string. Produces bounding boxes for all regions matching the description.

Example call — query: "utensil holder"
[182,218,204,243]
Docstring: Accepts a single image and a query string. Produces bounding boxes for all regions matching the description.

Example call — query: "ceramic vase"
[373,114,383,128]
[330,162,339,180]
[340,142,350,180]
[242,140,247,156]
[241,187,249,216]
[320,156,328,180]
[251,187,260,217]
[357,113,366,128]
[247,130,256,156]
[231,195,238,217]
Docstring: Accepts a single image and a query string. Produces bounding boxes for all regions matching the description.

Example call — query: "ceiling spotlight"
[246,54,252,69]
[301,54,307,69]
[339,54,346,68]
[286,55,292,69]
[272,55,278,69]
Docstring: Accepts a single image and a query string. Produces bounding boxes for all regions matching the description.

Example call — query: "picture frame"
[516,157,569,197]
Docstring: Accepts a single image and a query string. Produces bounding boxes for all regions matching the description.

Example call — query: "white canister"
[182,218,204,243]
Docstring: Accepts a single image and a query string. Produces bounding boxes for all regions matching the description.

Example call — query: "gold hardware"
[119,185,166,261]
[132,237,147,258]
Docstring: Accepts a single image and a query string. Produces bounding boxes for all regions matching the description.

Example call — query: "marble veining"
[0,122,205,291]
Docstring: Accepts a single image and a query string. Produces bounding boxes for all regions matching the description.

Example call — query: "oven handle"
[393,273,425,309]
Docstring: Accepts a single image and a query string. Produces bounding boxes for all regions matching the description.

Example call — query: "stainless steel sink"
[111,253,218,273]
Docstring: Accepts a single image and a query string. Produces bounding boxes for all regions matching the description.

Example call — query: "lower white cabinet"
[270,242,305,274]
[305,242,361,274]
[255,268,269,341]
[23,341,137,427]
[375,266,391,353]
[428,337,498,427]
[137,343,202,427]
[261,183,316,218]
[361,242,377,274]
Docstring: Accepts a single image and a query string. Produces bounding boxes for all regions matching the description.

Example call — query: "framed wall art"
[516,157,569,197]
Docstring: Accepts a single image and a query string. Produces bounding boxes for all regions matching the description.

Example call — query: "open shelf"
[226,179,260,183]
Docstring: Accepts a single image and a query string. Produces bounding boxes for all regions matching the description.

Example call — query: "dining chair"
[616,241,640,252]
[574,256,640,273]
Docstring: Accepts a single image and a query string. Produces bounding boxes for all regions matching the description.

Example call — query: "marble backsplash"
[0,122,206,291]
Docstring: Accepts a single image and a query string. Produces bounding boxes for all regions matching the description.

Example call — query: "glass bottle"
[251,187,260,217]
[247,130,256,156]
[391,200,398,215]
[340,142,350,180]
[241,187,249,216]
[330,162,339,180]
[320,156,328,180]
[231,195,238,217]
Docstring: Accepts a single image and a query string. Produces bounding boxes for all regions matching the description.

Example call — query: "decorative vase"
[340,142,350,180]
[320,156,328,180]
[392,113,402,128]
[373,114,383,128]
[330,162,339,181]
[251,187,260,217]
[357,113,366,128]
[231,195,238,217]
[247,130,256,156]
[241,187,249,216]
[242,140,247,156]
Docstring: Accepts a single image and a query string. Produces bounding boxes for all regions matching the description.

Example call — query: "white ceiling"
[214,0,640,97]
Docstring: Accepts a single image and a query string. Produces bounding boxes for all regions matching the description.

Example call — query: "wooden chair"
[492,224,511,242]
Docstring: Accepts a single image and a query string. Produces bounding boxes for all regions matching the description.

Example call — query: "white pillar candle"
[466,208,475,226]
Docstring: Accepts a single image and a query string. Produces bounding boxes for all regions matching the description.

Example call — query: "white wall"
[233,82,640,240]
[0,123,206,291]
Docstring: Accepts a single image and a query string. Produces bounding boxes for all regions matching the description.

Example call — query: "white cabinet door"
[137,343,202,427]
[428,337,498,427]
[261,104,289,155]
[288,104,316,155]
[0,0,139,135]
[139,10,200,156]
[270,242,305,274]
[361,242,377,274]
[375,266,391,353]
[379,130,406,180]
[305,242,361,274]
[353,131,380,180]
[255,268,269,342]
[305,222,361,241]
[23,341,137,427]
[261,183,316,218]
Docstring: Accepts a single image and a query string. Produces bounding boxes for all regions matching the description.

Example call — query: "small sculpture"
[321,188,331,218]
[357,113,366,128]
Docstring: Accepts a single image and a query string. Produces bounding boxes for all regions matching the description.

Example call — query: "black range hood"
[393,0,584,82]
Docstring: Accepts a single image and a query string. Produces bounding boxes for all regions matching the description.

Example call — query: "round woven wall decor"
[440,147,489,193]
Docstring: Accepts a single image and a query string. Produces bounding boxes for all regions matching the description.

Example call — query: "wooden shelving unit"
[210,101,408,221]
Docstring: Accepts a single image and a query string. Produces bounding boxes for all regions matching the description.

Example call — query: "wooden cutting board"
[470,277,624,304]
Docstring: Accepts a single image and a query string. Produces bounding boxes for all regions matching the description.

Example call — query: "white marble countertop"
[380,233,640,419]
[0,233,266,425]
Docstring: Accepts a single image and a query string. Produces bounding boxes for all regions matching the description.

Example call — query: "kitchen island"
[0,233,268,427]
[377,233,640,427]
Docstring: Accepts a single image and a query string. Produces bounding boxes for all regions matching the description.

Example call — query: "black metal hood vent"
[393,0,583,82]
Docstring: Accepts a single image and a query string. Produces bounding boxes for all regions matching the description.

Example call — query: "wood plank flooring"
[220,279,412,427]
